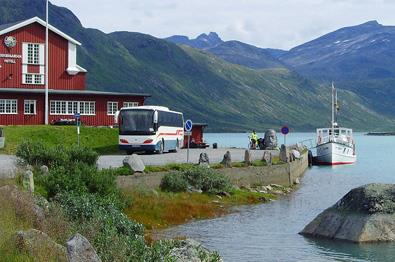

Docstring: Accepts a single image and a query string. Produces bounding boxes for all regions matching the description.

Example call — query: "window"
[24,100,36,115]
[0,99,17,114]
[107,102,118,115]
[158,111,183,127]
[23,74,44,85]
[50,101,95,115]
[123,102,139,108]
[25,74,33,84]
[27,43,40,64]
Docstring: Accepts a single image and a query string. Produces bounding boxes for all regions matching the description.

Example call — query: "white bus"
[115,106,184,154]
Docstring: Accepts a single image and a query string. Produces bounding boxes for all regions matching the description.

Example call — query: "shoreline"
[119,151,308,231]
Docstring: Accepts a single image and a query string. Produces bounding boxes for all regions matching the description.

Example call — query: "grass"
[123,188,276,230]
[0,182,70,261]
[0,125,119,155]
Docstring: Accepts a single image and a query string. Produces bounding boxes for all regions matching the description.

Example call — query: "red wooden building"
[0,17,150,126]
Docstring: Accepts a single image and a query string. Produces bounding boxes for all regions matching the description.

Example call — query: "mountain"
[1,0,394,131]
[166,33,285,70]
[166,32,223,49]
[279,20,395,117]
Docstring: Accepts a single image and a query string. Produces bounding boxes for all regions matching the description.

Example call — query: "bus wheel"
[158,140,164,154]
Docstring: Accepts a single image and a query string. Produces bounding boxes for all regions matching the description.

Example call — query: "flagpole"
[45,0,49,124]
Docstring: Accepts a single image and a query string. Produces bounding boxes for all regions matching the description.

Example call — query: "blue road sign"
[74,113,81,119]
[185,119,193,132]
[281,126,289,135]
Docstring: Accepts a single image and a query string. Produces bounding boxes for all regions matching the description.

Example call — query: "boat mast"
[331,82,335,140]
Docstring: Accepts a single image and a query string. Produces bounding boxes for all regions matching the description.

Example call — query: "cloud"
[52,0,395,49]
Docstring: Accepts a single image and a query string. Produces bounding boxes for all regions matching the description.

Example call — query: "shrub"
[160,166,232,194]
[67,145,98,166]
[36,163,120,201]
[54,192,160,261]
[16,141,98,168]
[160,172,188,192]
[184,166,232,194]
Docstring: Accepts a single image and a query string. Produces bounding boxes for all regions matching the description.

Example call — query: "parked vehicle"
[115,106,184,154]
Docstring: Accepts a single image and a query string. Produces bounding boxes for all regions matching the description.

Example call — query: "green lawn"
[0,125,120,155]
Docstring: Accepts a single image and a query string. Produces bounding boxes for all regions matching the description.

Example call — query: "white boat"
[315,84,356,165]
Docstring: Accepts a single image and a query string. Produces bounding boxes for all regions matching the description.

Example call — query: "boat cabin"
[183,123,209,148]
[316,127,354,146]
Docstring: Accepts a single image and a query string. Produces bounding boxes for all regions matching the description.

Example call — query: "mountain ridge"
[1,0,394,131]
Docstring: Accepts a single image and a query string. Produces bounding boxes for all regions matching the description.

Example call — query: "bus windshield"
[120,109,155,135]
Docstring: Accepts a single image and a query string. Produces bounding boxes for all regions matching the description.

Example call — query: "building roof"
[0,17,81,45]
[0,88,151,97]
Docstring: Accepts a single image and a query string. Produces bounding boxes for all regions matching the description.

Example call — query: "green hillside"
[1,0,394,131]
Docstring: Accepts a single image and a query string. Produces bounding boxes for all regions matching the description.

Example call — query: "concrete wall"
[117,152,309,190]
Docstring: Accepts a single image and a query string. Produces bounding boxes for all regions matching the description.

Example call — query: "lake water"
[163,133,395,262]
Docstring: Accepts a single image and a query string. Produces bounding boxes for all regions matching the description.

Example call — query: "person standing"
[250,130,258,149]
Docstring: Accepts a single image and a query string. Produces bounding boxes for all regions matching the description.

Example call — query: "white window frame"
[0,99,18,115]
[24,100,37,115]
[23,73,44,85]
[50,100,96,116]
[123,101,139,108]
[107,101,118,115]
[27,43,40,65]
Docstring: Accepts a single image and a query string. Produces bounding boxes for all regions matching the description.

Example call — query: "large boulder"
[16,229,67,261]
[123,154,145,173]
[300,184,395,242]
[67,233,101,262]
[264,129,278,150]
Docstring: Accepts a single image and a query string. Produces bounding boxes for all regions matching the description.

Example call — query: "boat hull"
[315,142,356,165]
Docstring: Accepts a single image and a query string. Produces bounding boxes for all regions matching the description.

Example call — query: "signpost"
[74,113,81,146]
[185,120,193,163]
[281,125,289,145]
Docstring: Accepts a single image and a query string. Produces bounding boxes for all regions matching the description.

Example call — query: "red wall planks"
[0,93,145,126]
[0,22,86,90]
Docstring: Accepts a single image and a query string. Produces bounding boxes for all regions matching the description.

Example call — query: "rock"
[272,190,284,195]
[40,165,49,175]
[169,239,222,262]
[198,153,210,167]
[123,154,145,173]
[263,185,272,191]
[300,183,395,242]
[262,151,272,165]
[67,233,101,262]
[23,170,34,193]
[244,150,251,165]
[187,187,203,194]
[264,129,278,150]
[270,184,283,189]
[292,149,301,159]
[294,178,300,185]
[279,145,289,163]
[221,151,232,168]
[217,191,231,197]
[16,229,67,261]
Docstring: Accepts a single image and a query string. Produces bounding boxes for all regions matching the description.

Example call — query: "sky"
[52,0,395,50]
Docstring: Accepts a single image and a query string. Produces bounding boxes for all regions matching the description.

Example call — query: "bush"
[160,172,188,192]
[54,193,180,261]
[184,166,232,194]
[160,166,232,194]
[16,141,98,168]
[36,163,120,201]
